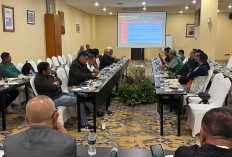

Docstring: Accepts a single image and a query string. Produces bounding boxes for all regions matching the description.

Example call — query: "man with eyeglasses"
[68,51,98,86]
[4,95,77,157]
[99,49,115,70]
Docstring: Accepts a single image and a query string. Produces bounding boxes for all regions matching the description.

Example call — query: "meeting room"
[0,0,232,156]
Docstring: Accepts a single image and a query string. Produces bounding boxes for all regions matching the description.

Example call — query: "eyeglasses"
[50,107,58,120]
[196,54,200,57]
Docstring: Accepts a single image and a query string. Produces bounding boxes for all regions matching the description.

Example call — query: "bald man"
[74,45,84,59]
[4,96,77,157]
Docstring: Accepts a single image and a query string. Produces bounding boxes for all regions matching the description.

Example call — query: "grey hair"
[169,49,177,56]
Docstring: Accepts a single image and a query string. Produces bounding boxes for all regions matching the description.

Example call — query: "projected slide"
[118,12,167,48]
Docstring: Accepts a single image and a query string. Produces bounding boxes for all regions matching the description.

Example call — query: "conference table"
[0,78,30,130]
[69,58,129,132]
[152,58,187,136]
[76,146,174,157]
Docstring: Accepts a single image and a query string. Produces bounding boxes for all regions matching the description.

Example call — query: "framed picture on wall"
[186,24,195,38]
[27,10,35,24]
[58,11,65,34]
[2,5,15,32]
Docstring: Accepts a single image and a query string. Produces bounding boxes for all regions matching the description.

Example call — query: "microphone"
[110,147,118,157]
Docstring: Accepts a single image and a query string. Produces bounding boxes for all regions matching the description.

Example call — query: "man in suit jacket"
[4,95,77,157]
[174,108,232,157]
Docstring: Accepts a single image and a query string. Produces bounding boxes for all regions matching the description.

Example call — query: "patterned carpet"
[0,60,231,152]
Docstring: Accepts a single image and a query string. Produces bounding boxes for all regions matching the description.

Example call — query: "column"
[194,0,218,61]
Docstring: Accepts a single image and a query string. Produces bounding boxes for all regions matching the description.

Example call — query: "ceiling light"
[179,10,183,14]
[217,9,220,12]
[94,2,99,6]
[142,2,146,5]
[228,5,232,9]
[143,6,146,11]
[192,0,196,4]
[103,7,107,11]
[109,12,112,15]
[185,6,189,10]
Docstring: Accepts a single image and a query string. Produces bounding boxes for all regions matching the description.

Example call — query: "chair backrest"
[28,61,38,72]
[52,56,60,67]
[16,63,24,72]
[183,57,188,64]
[57,55,64,65]
[56,67,68,93]
[74,52,78,59]
[213,78,231,107]
[30,76,38,96]
[62,55,67,64]
[208,73,224,98]
[226,56,232,69]
[64,65,70,78]
[68,54,73,63]
[37,59,43,64]
[202,69,213,92]
[46,58,53,67]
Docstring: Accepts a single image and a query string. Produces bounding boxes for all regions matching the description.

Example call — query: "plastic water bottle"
[4,77,9,88]
[88,131,96,156]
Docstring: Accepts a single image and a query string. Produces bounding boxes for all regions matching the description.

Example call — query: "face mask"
[177,54,181,57]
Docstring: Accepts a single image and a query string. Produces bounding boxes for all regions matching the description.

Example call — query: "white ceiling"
[63,0,232,15]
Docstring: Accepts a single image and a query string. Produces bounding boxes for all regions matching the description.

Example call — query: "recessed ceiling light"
[103,7,107,11]
[142,2,146,5]
[143,6,146,11]
[109,12,112,15]
[228,5,232,9]
[192,0,196,4]
[185,6,189,10]
[179,10,183,14]
[94,2,99,6]
[217,9,220,12]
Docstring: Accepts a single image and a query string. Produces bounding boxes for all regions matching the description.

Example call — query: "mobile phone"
[150,144,165,157]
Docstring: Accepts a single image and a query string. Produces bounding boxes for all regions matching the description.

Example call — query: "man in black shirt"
[99,49,115,70]
[176,49,197,78]
[174,108,232,157]
[34,62,89,127]
[68,51,98,86]
[159,47,171,65]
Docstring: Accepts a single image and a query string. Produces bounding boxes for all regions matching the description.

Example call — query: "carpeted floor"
[0,60,231,152]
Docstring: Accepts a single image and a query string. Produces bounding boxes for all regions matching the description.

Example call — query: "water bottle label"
[88,140,96,145]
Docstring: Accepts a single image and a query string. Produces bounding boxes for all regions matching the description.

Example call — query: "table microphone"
[110,147,118,157]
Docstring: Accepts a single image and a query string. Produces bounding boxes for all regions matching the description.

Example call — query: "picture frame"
[58,11,65,34]
[27,10,35,24]
[186,24,195,38]
[195,9,200,27]
[76,24,80,33]
[2,5,15,32]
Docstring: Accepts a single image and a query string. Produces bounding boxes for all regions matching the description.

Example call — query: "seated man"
[178,49,185,62]
[74,45,84,59]
[163,49,184,73]
[0,52,21,78]
[34,62,89,127]
[68,51,98,86]
[87,54,100,74]
[159,47,171,65]
[90,48,100,69]
[99,49,114,70]
[174,108,232,157]
[4,95,77,157]
[181,53,209,93]
[176,49,197,80]
[86,44,91,54]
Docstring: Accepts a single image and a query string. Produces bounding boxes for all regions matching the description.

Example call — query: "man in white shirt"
[87,54,100,74]
[74,45,84,58]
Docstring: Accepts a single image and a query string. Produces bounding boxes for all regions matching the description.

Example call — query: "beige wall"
[0,0,47,65]
[0,0,232,65]
[216,12,232,60]
[95,14,195,59]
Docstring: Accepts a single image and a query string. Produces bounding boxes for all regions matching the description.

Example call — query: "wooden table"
[69,59,129,132]
[152,59,186,136]
[0,79,30,130]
